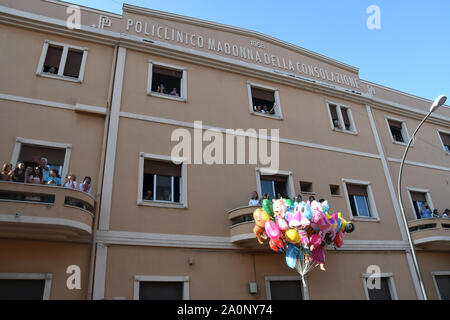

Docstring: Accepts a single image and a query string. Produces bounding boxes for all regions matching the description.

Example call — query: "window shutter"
[410,191,426,202]
[439,132,450,146]
[144,159,181,177]
[346,184,368,196]
[388,119,403,129]
[44,46,63,69]
[341,108,351,127]
[262,174,287,183]
[329,104,339,121]
[251,87,275,102]
[153,66,183,79]
[63,49,83,78]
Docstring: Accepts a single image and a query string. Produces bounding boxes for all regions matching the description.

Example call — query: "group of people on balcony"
[253,105,275,115]
[249,191,314,206]
[1,159,91,194]
[420,203,449,219]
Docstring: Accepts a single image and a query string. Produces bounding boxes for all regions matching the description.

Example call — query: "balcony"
[408,218,450,251]
[0,181,95,242]
[228,206,269,249]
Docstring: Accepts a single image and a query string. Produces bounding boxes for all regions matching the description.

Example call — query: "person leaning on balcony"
[12,162,26,183]
[1,162,13,181]
[79,176,91,194]
[432,209,440,218]
[46,169,61,187]
[442,209,449,219]
[28,166,43,184]
[64,173,77,189]
[420,204,432,219]
[249,191,260,206]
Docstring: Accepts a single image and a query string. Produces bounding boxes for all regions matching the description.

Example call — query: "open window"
[385,117,410,144]
[256,168,294,201]
[327,101,356,134]
[138,153,187,208]
[147,61,187,101]
[37,40,88,82]
[437,130,450,154]
[248,82,282,119]
[343,179,379,221]
[408,189,433,220]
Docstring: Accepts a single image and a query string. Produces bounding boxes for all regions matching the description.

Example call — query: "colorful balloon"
[270,238,284,252]
[262,199,274,217]
[265,220,281,240]
[285,243,301,269]
[276,216,289,231]
[285,228,300,244]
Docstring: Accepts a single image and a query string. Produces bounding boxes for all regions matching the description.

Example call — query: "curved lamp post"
[397,94,447,300]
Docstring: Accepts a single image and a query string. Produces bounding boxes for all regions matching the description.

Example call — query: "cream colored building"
[0,0,449,300]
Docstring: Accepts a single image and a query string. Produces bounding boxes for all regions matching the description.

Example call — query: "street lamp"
[397,94,447,300]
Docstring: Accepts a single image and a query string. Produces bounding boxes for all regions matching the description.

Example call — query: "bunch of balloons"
[253,198,354,272]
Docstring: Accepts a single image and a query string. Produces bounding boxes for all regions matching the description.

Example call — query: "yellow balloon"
[285,229,300,244]
[261,210,270,221]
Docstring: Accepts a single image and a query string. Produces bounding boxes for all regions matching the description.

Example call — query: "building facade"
[0,0,449,300]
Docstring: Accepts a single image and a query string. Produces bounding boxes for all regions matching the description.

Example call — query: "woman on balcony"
[1,162,13,181]
[11,162,26,183]
[27,166,43,184]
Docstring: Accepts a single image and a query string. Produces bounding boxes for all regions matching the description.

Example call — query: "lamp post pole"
[396,94,447,301]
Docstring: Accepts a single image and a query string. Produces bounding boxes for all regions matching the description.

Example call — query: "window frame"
[247,81,283,120]
[384,116,411,146]
[342,178,380,222]
[436,129,450,155]
[406,187,434,221]
[137,152,187,209]
[255,167,295,201]
[11,137,72,184]
[264,275,309,300]
[147,60,187,102]
[431,271,450,300]
[361,272,398,300]
[36,40,88,83]
[0,273,52,300]
[326,100,358,135]
[133,275,189,300]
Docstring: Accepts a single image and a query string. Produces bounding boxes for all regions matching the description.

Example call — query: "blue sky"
[69,0,449,101]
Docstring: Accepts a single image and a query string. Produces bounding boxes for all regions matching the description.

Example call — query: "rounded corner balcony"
[408,218,450,251]
[228,205,269,250]
[0,181,95,242]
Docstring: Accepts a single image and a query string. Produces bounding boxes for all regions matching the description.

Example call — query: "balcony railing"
[408,218,450,251]
[228,205,268,248]
[0,181,95,242]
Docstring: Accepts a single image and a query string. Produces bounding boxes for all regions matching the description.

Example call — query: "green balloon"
[284,198,294,208]
[262,199,273,216]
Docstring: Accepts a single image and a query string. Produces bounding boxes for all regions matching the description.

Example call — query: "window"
[432,272,450,300]
[256,168,294,201]
[330,184,341,196]
[138,153,187,208]
[362,274,398,300]
[437,130,450,154]
[134,276,189,300]
[248,82,283,119]
[408,189,433,220]
[147,61,187,101]
[300,181,314,193]
[386,117,410,144]
[11,138,72,184]
[0,273,52,300]
[343,179,379,220]
[265,276,307,300]
[37,40,88,82]
[327,102,356,133]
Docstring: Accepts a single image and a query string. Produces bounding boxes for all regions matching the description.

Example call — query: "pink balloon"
[265,220,281,240]
[276,217,289,231]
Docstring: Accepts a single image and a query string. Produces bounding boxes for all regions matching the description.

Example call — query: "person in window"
[157,83,165,94]
[308,195,316,202]
[48,66,57,74]
[144,190,153,201]
[420,204,432,219]
[170,88,179,97]
[46,169,61,186]
[294,195,302,205]
[432,209,440,218]
[12,161,26,183]
[39,158,50,183]
[1,162,13,181]
[255,105,263,113]
[442,209,449,219]
[262,193,268,201]
[27,166,43,184]
[263,105,275,115]
[248,191,260,206]
[79,176,91,193]
[64,173,78,189]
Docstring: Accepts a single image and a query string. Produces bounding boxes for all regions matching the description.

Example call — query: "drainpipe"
[86,44,119,300]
